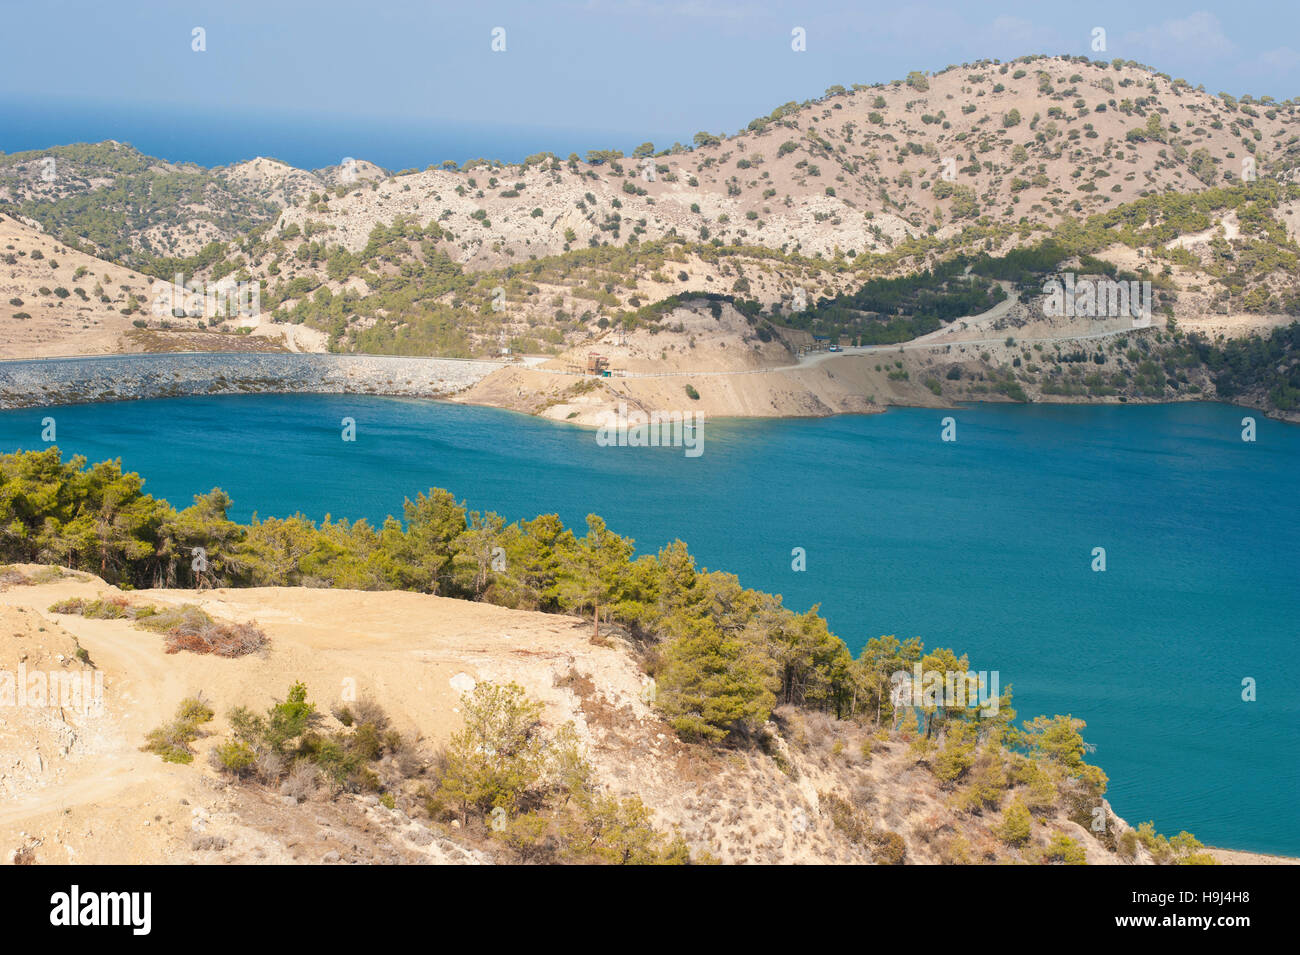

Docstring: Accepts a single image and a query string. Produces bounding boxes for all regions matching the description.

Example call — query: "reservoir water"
[1,395,1295,855]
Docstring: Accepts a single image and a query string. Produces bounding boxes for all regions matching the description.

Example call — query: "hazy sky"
[4,1,1299,163]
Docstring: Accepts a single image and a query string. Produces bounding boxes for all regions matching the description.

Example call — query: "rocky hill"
[2,55,1299,419]
[7,56,1299,275]
[266,56,1300,267]
[0,565,1246,865]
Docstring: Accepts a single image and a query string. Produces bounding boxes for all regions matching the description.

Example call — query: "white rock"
[449,672,476,693]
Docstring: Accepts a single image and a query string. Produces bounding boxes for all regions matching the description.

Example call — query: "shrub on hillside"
[136,604,269,657]
[426,681,697,864]
[214,682,399,794]
[142,696,214,764]
[998,798,1032,846]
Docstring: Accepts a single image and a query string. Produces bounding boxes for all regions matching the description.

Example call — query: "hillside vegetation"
[6,56,1300,356]
[3,55,1300,419]
[0,448,1221,864]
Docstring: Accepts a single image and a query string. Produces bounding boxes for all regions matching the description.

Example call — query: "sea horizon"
[0,95,684,172]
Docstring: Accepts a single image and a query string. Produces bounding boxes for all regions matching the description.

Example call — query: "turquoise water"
[1,395,1296,855]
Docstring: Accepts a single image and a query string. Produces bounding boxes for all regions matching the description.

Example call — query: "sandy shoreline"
[0,347,1293,425]
[1206,847,1300,865]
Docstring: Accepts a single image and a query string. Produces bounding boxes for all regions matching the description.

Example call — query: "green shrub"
[213,739,256,773]
[142,696,214,764]
[214,683,399,793]
[998,798,1032,846]
[657,626,776,743]
[1042,832,1087,865]
[48,598,88,615]
[49,596,142,619]
[434,682,545,817]
[177,697,215,724]
[872,830,907,864]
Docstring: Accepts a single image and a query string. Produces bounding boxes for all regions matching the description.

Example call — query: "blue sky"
[3,1,1299,168]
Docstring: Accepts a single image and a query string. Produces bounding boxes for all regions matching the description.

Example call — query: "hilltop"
[8,56,1300,270]
[0,565,1261,866]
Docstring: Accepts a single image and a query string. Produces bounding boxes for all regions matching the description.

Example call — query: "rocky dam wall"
[0,353,505,409]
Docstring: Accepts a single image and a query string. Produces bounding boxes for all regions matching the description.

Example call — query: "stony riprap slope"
[0,352,503,409]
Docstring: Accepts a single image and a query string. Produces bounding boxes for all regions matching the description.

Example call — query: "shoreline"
[1,394,1295,861]
[0,379,1280,429]
[0,350,1294,425]
[1206,847,1300,865]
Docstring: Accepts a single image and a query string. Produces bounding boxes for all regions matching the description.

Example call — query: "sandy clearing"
[2,568,1293,864]
[0,569,661,862]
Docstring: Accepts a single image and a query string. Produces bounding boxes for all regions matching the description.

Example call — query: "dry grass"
[135,604,269,656]
[3,564,83,589]
[0,566,32,589]
[50,596,270,657]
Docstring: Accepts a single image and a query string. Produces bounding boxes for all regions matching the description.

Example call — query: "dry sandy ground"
[0,214,153,358]
[1,566,1290,865]
[0,568,788,864]
[0,213,311,359]
[0,568,645,863]
[457,300,943,425]
[459,261,1297,428]
[457,360,890,426]
[1206,847,1298,865]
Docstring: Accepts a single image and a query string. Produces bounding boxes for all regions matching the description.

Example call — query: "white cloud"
[1122,11,1236,60]
[1254,47,1300,74]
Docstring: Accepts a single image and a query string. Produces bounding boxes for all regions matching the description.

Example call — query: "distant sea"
[0,97,673,171]
[0,395,1296,856]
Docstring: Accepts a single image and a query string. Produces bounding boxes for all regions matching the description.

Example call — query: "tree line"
[0,447,1091,763]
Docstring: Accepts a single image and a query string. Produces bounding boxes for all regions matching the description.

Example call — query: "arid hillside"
[0,213,301,357]
[262,57,1300,269]
[0,564,1275,866]
[3,55,1298,284]
[0,213,154,357]
[2,55,1298,421]
[0,142,282,268]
